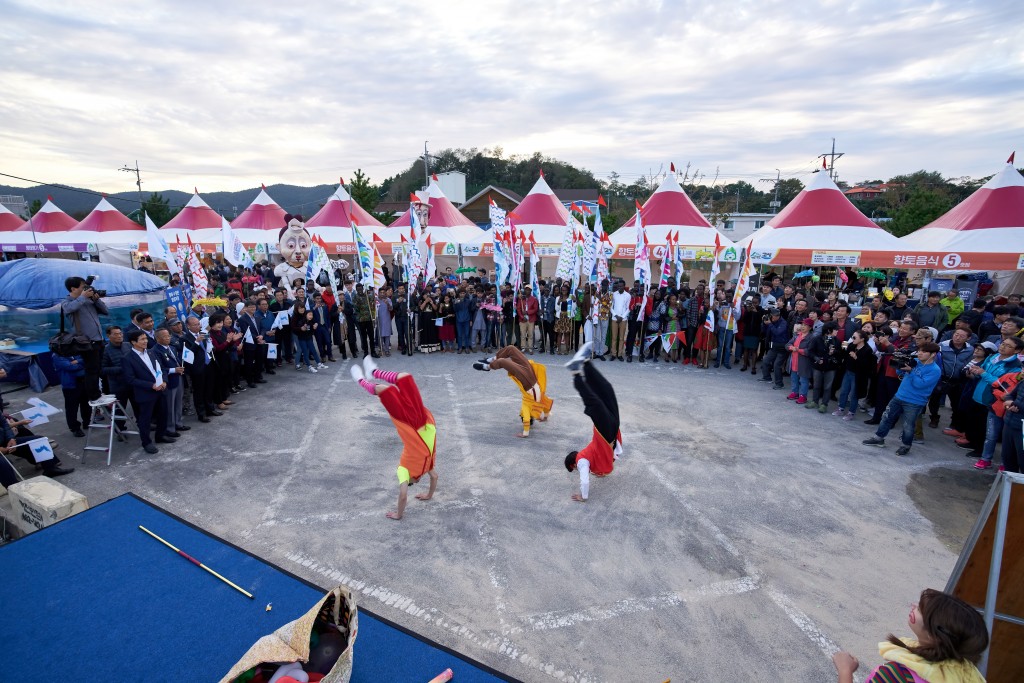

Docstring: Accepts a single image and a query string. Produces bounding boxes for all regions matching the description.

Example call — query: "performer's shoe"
[565,342,593,373]
[350,364,365,383]
[363,354,378,378]
[472,362,492,371]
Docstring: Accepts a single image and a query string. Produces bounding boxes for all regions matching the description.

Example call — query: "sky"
[1,0,1022,197]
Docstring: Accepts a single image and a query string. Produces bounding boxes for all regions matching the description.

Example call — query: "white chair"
[84,395,139,466]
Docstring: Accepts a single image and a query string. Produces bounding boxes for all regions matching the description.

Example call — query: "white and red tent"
[507,173,580,244]
[6,198,79,251]
[160,190,223,248]
[305,183,386,249]
[388,178,481,244]
[0,203,21,232]
[611,173,734,259]
[39,197,144,245]
[737,170,902,266]
[898,160,1024,270]
[231,186,288,245]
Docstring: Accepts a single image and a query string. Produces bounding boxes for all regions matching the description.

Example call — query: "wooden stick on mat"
[139,525,254,599]
[426,669,453,683]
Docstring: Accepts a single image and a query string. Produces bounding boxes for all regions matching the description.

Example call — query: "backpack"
[992,371,1022,418]
[49,309,94,357]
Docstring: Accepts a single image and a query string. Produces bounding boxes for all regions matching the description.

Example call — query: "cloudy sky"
[1,0,1021,195]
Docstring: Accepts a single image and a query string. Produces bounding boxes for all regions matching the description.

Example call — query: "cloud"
[0,0,1021,195]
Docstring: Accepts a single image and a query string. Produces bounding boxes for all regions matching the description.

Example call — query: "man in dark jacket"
[913,291,949,332]
[929,329,973,429]
[101,326,133,424]
[354,283,379,358]
[122,329,172,454]
[236,299,265,387]
[183,317,220,423]
[759,308,790,389]
[268,288,294,366]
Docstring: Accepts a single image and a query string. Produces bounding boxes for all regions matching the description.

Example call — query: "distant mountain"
[0,183,340,220]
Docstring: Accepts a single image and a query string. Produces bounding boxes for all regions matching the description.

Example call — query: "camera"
[892,348,917,369]
[85,275,107,298]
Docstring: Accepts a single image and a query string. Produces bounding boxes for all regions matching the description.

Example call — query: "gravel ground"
[8,350,993,682]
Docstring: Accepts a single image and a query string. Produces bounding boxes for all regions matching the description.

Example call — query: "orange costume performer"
[474,345,553,436]
[353,359,437,519]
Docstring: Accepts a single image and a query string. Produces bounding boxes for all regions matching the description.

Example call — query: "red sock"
[358,379,377,395]
[373,369,399,384]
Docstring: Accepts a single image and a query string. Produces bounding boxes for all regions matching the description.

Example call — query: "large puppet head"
[278,214,311,270]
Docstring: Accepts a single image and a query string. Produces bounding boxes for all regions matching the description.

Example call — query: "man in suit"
[121,329,172,454]
[255,297,278,375]
[311,292,336,362]
[268,288,294,366]
[237,299,265,388]
[153,326,188,437]
[182,317,221,423]
[100,325,133,430]
[342,277,360,358]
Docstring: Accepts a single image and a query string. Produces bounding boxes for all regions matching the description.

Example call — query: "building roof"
[553,188,599,202]
[462,185,523,207]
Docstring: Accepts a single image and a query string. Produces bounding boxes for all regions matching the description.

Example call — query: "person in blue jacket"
[863,341,942,456]
[52,353,90,437]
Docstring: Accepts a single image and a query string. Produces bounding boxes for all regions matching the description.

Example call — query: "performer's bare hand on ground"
[415,492,433,501]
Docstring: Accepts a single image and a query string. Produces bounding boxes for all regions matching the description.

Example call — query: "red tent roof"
[68,198,144,234]
[306,184,385,229]
[511,175,571,227]
[0,203,22,231]
[622,173,712,228]
[923,163,1024,232]
[389,180,477,229]
[162,192,223,232]
[14,199,77,233]
[231,187,287,232]
[769,171,878,230]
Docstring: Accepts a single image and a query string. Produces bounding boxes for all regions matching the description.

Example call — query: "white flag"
[26,438,54,463]
[266,343,278,359]
[271,310,290,329]
[222,215,254,269]
[181,346,195,365]
[145,213,180,276]
[20,408,49,428]
[243,328,254,344]
[26,398,61,416]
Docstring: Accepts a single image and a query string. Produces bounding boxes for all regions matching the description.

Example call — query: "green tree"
[26,198,42,218]
[886,188,952,237]
[775,178,804,207]
[140,192,177,227]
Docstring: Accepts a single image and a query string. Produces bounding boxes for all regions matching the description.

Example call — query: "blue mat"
[0,494,516,682]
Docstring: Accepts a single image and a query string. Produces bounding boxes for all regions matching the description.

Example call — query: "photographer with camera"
[61,275,109,400]
[862,341,942,456]
[865,320,918,426]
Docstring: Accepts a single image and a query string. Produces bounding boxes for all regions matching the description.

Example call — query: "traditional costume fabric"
[571,360,623,498]
[485,345,554,434]
[375,373,436,484]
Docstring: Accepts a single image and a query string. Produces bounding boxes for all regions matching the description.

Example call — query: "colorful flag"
[708,232,722,292]
[186,235,208,299]
[554,211,577,281]
[673,231,685,290]
[371,234,386,289]
[529,232,540,297]
[145,213,180,276]
[659,233,673,289]
[731,248,756,316]
[351,220,374,286]
[423,234,435,281]
[634,203,651,322]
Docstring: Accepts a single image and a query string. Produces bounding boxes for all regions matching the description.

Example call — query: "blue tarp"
[0,258,167,309]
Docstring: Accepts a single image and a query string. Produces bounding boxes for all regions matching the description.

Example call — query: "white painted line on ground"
[279,550,599,683]
[257,370,345,528]
[255,498,479,529]
[516,575,760,632]
[445,373,512,620]
[643,455,844,665]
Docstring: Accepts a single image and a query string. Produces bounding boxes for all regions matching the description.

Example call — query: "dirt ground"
[6,352,994,682]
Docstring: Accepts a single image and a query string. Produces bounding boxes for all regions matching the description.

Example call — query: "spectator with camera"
[865,320,917,425]
[61,275,109,400]
[862,341,942,456]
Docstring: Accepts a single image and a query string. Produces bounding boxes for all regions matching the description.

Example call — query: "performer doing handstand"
[351,357,438,520]
[564,342,622,502]
[472,345,553,437]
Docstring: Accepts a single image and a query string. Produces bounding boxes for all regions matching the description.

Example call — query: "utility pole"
[119,161,144,222]
[817,138,844,182]
[759,169,782,214]
[735,186,740,213]
[420,141,431,190]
